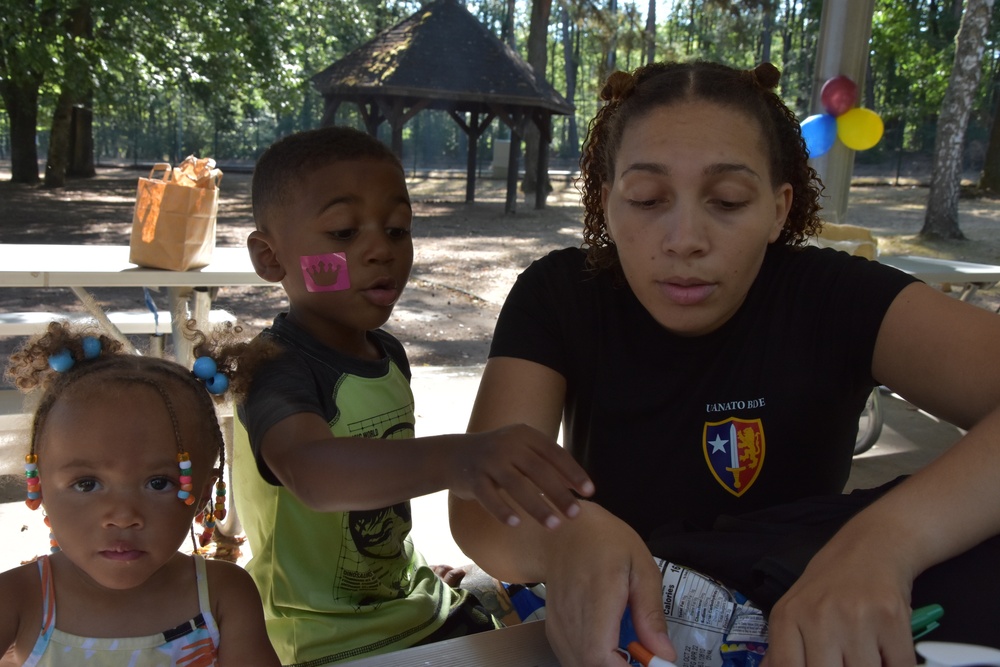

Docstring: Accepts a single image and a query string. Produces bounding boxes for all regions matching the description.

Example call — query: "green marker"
[911,604,944,639]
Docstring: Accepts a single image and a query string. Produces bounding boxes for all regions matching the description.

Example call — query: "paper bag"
[129,156,223,271]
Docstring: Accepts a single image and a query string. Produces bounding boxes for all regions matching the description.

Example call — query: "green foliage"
[3,0,998,171]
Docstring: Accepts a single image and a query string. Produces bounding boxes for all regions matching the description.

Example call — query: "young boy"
[232,126,594,665]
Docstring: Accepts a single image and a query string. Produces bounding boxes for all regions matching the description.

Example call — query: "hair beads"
[25,454,41,510]
[192,356,229,395]
[177,452,196,505]
[44,515,59,553]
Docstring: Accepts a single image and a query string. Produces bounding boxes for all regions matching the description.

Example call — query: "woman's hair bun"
[752,62,781,89]
[600,70,636,103]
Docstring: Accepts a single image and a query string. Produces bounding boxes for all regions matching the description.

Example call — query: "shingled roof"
[310,0,573,116]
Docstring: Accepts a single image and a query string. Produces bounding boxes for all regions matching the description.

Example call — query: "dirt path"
[1,165,998,373]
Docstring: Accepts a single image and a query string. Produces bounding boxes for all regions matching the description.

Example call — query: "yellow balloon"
[836,108,884,151]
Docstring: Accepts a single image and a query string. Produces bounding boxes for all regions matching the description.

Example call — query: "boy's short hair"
[251,126,403,230]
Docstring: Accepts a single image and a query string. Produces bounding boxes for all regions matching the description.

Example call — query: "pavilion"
[310,0,574,213]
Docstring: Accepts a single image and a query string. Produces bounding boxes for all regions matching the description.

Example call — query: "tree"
[0,0,60,184]
[921,0,995,240]
[977,6,1000,194]
[644,0,656,65]
[980,77,1000,192]
[44,0,94,187]
[558,1,582,159]
[521,0,552,197]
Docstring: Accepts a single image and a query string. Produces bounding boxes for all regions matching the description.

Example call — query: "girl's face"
[601,99,792,336]
[37,383,213,591]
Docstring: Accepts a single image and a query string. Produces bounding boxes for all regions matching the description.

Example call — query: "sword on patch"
[726,422,745,489]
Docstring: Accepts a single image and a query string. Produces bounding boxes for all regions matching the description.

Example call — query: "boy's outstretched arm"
[208,560,281,666]
[258,410,593,529]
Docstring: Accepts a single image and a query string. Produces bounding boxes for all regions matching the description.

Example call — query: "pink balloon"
[821,75,859,117]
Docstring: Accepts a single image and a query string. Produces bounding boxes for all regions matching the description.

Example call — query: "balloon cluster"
[801,75,884,158]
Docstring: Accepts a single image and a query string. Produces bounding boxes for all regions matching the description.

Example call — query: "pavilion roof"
[310,0,573,116]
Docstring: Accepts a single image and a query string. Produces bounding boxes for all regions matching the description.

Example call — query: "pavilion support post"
[495,107,529,215]
[375,97,428,161]
[505,131,521,214]
[465,115,479,202]
[357,103,385,138]
[319,99,342,127]
[534,112,552,210]
[450,109,498,203]
[808,0,876,224]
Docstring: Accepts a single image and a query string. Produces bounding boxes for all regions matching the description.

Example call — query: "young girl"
[0,322,279,666]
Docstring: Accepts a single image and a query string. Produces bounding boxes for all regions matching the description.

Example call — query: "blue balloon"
[800,113,837,158]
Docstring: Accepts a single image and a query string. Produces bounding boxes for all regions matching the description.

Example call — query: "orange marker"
[627,641,678,667]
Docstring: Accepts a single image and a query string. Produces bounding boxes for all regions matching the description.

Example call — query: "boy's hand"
[448,424,594,529]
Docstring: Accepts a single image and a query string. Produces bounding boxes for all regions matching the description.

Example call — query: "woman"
[450,60,1000,666]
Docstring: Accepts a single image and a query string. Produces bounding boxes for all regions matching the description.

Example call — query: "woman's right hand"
[541,504,676,667]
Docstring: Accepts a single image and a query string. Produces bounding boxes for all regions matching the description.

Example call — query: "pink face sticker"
[300,253,351,292]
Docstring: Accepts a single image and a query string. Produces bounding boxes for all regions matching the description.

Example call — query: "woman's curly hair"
[579,60,824,274]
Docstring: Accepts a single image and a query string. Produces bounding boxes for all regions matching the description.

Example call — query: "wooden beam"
[357,102,385,137]
[374,97,432,159]
[449,110,497,203]
[320,99,342,127]
[533,111,552,210]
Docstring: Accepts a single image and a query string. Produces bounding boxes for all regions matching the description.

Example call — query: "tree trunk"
[561,4,579,161]
[69,100,96,177]
[605,0,618,77]
[0,80,41,184]
[522,0,552,198]
[921,0,994,240]
[644,0,656,65]
[45,0,93,188]
[503,0,517,49]
[979,76,1000,192]
[45,90,74,188]
[760,1,773,63]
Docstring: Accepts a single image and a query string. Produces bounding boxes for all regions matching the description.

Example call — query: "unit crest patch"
[703,418,765,496]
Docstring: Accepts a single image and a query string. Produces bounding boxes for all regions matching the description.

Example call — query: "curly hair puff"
[6,321,228,477]
[579,60,824,275]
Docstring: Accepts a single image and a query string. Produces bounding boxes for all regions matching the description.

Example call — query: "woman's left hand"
[763,529,916,667]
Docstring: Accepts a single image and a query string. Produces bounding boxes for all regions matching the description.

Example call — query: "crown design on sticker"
[306,261,342,287]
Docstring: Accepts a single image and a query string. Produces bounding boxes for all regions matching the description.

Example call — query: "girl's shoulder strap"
[190,553,222,651]
[19,556,56,667]
[192,553,211,613]
[35,555,56,635]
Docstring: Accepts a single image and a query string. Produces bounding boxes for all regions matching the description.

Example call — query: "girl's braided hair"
[6,322,230,473]
[579,60,824,274]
